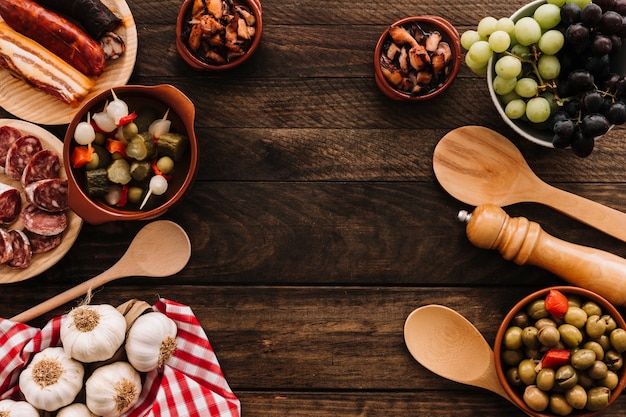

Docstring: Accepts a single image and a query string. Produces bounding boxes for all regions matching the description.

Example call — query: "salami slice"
[0,182,21,224]
[0,228,13,264]
[24,178,68,212]
[21,149,61,186]
[24,230,62,254]
[0,125,22,174]
[20,204,67,236]
[5,135,43,180]
[7,229,31,269]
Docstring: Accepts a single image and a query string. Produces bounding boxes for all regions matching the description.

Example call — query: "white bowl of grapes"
[462,0,626,156]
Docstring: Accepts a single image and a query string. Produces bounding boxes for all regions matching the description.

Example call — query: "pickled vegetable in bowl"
[63,85,198,225]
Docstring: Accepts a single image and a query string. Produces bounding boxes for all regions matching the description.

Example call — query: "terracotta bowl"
[176,0,263,71]
[373,15,462,101]
[494,286,626,417]
[63,84,198,225]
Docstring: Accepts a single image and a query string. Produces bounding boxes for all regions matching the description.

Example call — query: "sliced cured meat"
[4,135,43,180]
[0,125,21,174]
[24,230,62,254]
[24,178,68,213]
[20,204,67,236]
[0,182,21,224]
[21,149,61,186]
[7,229,31,269]
[0,228,13,264]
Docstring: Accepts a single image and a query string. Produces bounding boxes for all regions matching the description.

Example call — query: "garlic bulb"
[57,403,98,417]
[61,304,127,363]
[18,346,84,412]
[125,311,178,372]
[0,399,40,417]
[85,361,141,417]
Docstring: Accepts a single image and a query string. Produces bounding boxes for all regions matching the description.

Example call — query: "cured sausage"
[0,228,13,264]
[0,183,21,224]
[21,149,61,187]
[0,23,95,104]
[35,0,122,41]
[24,230,61,254]
[20,204,67,236]
[4,134,43,181]
[0,125,22,174]
[24,178,68,212]
[7,229,32,269]
[0,0,106,76]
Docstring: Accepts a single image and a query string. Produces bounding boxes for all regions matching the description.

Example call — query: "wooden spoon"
[433,126,626,243]
[11,220,191,323]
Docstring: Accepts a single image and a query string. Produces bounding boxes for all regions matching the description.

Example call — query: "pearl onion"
[149,175,168,195]
[74,121,96,145]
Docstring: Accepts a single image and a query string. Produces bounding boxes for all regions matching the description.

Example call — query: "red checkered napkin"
[0,299,241,417]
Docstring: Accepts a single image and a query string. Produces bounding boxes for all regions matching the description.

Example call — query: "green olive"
[599,370,619,390]
[565,385,587,410]
[506,367,522,386]
[156,156,175,175]
[538,326,560,348]
[94,132,106,146]
[555,365,578,390]
[558,324,583,348]
[609,328,626,353]
[567,296,582,308]
[85,152,100,170]
[593,334,611,351]
[563,306,587,329]
[577,371,594,389]
[536,367,555,391]
[571,348,596,370]
[583,341,605,361]
[502,349,524,366]
[523,385,549,412]
[605,350,623,371]
[602,315,617,333]
[585,386,610,411]
[535,317,557,330]
[525,347,542,361]
[127,186,144,204]
[518,359,538,385]
[122,122,139,140]
[586,315,607,339]
[522,326,540,349]
[549,393,573,416]
[512,311,530,328]
[581,301,602,317]
[527,299,548,320]
[587,360,608,380]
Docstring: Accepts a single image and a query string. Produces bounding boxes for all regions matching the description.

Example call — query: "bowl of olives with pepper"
[63,84,198,224]
[494,286,626,416]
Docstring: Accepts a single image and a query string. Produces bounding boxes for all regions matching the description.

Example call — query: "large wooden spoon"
[433,126,626,242]
[11,220,191,323]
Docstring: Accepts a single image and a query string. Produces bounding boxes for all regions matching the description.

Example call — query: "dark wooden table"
[2,0,626,415]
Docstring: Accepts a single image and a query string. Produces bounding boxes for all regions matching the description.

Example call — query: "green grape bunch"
[462,0,626,157]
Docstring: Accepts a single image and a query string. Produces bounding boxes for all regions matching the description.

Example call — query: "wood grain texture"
[1,0,626,415]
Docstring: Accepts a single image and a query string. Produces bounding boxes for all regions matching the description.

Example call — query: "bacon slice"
[0,22,94,105]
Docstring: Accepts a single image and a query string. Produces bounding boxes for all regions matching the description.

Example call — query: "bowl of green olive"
[494,286,626,416]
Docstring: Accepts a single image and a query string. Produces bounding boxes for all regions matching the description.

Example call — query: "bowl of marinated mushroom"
[176,0,262,70]
[374,15,462,101]
[63,84,198,225]
[494,286,626,416]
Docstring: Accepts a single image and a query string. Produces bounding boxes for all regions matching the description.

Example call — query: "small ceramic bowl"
[373,15,462,101]
[494,286,626,417]
[63,84,198,225]
[176,0,263,71]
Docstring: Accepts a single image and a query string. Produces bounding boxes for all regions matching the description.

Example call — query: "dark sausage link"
[35,0,121,40]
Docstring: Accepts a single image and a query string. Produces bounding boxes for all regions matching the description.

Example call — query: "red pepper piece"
[70,145,94,168]
[545,289,569,319]
[541,349,571,369]
[116,185,129,207]
[106,138,127,157]
[118,111,137,126]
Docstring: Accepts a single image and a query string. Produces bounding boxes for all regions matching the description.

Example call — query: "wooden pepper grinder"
[458,204,626,306]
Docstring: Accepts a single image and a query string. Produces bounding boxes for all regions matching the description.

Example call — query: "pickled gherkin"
[125,136,149,161]
[157,132,188,161]
[107,159,132,185]
[85,168,109,196]
[130,160,151,181]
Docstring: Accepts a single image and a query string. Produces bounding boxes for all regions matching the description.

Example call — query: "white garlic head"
[125,311,178,372]
[18,347,85,412]
[0,399,40,417]
[85,361,141,417]
[57,403,98,417]
[61,304,127,363]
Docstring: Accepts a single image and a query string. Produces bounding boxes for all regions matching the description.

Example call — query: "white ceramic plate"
[0,119,82,283]
[0,0,138,125]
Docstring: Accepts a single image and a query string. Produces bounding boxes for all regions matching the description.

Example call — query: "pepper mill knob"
[460,204,626,306]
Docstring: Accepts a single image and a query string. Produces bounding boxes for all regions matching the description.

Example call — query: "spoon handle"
[463,204,626,306]
[536,184,626,243]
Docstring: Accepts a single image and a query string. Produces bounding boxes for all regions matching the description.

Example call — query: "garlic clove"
[61,304,127,363]
[85,361,141,417]
[18,347,85,412]
[0,399,40,417]
[125,311,178,372]
[57,403,98,417]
